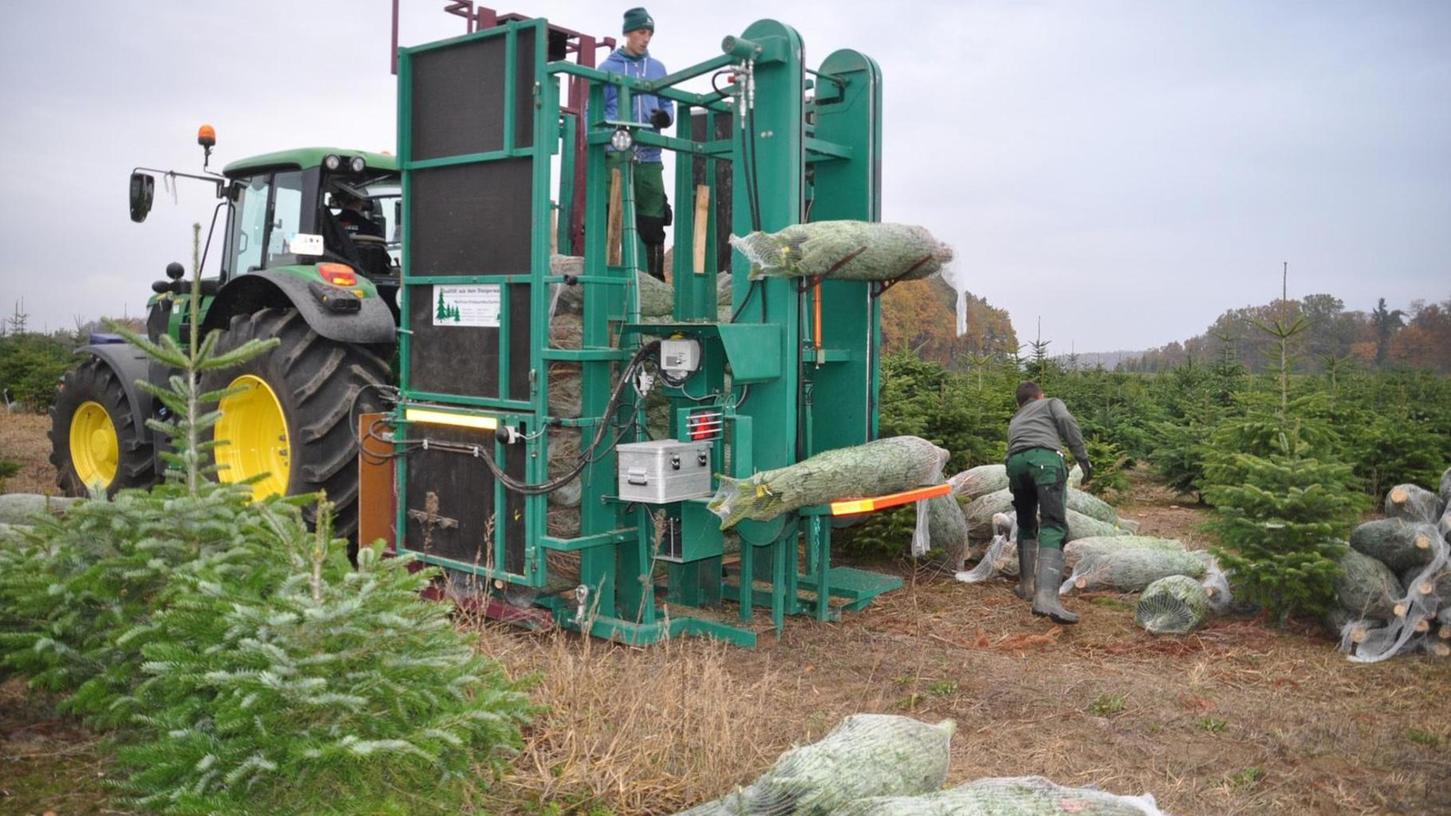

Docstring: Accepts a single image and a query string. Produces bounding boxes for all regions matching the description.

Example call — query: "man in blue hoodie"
[600,7,673,280]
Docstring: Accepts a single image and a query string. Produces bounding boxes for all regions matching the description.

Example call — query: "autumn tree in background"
[1388,299,1451,374]
[880,276,1018,370]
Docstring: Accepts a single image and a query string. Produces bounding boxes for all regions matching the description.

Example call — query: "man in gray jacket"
[1006,381,1092,624]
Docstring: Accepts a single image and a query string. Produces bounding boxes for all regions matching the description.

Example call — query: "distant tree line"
[0,301,146,411]
[1119,294,1451,375]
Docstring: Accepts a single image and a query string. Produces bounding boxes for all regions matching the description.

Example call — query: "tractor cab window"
[324,175,401,277]
[228,171,306,274]
[233,176,269,273]
[266,172,305,265]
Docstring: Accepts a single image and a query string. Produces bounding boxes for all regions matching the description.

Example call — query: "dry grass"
[466,623,792,815]
[0,413,57,495]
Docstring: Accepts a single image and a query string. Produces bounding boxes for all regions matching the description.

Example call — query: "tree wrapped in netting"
[1348,518,1439,574]
[1340,504,1450,664]
[0,493,78,524]
[836,776,1166,816]
[676,715,955,816]
[926,488,970,571]
[1065,510,1129,541]
[1061,545,1206,594]
[1136,575,1212,634]
[708,436,947,529]
[1384,483,1442,525]
[948,464,1008,501]
[1332,549,1404,621]
[1066,488,1119,524]
[1203,402,1367,622]
[1064,536,1185,569]
[730,221,953,282]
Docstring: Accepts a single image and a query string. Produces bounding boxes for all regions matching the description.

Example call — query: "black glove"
[1078,459,1093,486]
[649,108,672,129]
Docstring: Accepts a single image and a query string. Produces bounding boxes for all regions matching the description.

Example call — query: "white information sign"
[432,284,500,327]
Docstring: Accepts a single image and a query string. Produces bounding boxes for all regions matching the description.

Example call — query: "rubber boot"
[1031,547,1079,624]
[1014,538,1037,600]
[645,242,665,281]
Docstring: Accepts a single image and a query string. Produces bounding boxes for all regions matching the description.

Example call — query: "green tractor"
[50,126,399,540]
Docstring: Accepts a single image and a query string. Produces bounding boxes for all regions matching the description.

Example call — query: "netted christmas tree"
[1203,399,1367,622]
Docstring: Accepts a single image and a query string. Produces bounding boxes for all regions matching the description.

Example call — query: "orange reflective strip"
[829,482,951,516]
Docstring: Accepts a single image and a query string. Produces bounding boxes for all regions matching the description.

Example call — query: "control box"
[616,439,713,504]
[660,338,701,378]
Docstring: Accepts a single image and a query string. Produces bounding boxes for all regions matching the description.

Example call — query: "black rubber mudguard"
[74,343,154,442]
[201,269,396,345]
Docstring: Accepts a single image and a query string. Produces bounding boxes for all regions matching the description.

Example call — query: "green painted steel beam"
[539,528,637,551]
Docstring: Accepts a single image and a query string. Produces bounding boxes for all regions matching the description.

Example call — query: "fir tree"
[1203,401,1367,622]
[118,500,530,815]
[0,263,282,723]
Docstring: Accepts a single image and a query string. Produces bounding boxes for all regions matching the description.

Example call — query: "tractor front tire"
[49,356,157,496]
[202,308,391,543]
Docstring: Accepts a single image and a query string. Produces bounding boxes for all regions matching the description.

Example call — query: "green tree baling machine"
[369,15,930,646]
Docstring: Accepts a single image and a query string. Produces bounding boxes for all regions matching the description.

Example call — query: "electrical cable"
[389,340,663,496]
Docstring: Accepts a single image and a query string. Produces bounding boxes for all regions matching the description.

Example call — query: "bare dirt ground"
[0,413,57,495]
[3,412,1449,815]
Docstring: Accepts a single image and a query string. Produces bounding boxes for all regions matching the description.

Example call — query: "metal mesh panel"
[407,289,499,397]
[514,31,536,149]
[404,424,497,566]
[409,37,507,160]
[409,160,533,277]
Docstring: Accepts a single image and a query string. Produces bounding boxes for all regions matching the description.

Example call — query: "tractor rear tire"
[49,356,157,496]
[202,307,391,544]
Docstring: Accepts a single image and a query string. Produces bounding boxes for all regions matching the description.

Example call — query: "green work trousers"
[1006,447,1069,551]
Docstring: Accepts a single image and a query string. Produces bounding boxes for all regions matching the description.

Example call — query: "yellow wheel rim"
[215,374,291,501]
[69,400,119,490]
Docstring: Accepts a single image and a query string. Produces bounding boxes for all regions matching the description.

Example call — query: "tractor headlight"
[323,154,342,171]
[350,156,366,173]
[610,127,633,152]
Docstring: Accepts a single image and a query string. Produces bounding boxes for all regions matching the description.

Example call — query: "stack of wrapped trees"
[953,463,1140,550]
[1333,468,1451,662]
[949,464,1228,634]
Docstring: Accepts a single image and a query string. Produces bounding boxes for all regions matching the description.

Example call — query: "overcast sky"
[1,0,1447,351]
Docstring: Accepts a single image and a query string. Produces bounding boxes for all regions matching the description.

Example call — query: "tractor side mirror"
[129,172,155,223]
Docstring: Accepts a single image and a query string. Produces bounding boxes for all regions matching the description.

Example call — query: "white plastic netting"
[1136,575,1211,635]
[1339,503,1450,663]
[676,715,956,816]
[729,221,953,283]
[1060,545,1206,594]
[955,513,1018,583]
[836,776,1167,816]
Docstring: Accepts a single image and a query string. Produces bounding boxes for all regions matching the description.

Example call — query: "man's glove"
[1078,459,1093,486]
[649,108,672,129]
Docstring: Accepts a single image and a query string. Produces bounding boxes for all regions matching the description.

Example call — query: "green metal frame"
[395,16,889,647]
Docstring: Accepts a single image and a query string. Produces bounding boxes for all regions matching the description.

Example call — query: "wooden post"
[607,168,623,267]
[692,184,710,275]
[550,206,559,257]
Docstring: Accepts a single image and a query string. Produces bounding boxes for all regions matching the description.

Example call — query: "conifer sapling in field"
[1204,403,1368,622]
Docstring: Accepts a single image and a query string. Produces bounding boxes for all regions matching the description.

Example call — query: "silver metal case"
[616,440,713,504]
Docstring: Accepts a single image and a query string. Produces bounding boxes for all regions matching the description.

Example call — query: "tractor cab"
[219,148,401,307]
